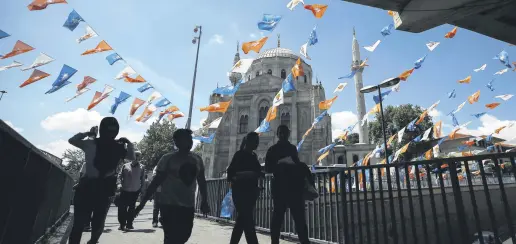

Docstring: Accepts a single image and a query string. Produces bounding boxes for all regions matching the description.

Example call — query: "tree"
[138,120,177,170]
[334,133,360,145]
[368,104,433,153]
[62,149,85,181]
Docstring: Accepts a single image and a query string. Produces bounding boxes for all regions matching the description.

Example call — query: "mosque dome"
[256,47,299,60]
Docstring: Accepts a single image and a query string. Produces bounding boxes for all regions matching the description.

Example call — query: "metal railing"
[195,152,516,244]
[0,120,74,244]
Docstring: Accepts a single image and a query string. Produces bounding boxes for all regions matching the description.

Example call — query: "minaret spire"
[236,41,239,53]
[277,34,280,47]
[351,28,369,144]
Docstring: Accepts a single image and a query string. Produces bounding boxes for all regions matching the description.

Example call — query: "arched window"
[267,69,272,75]
[280,111,291,127]
[281,69,286,79]
[239,115,248,134]
[338,156,344,165]
[247,75,251,81]
[256,71,260,77]
[258,100,270,125]
[304,75,307,83]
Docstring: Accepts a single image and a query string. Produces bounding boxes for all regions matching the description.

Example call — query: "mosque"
[201,33,375,178]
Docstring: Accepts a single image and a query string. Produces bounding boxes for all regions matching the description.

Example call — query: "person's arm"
[139,171,166,205]
[226,152,239,182]
[68,132,88,150]
[119,167,125,186]
[140,168,145,191]
[196,158,210,214]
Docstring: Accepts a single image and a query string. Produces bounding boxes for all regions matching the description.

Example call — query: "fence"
[195,152,516,244]
[0,120,74,244]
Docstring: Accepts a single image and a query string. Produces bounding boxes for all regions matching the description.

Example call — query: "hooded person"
[68,117,136,244]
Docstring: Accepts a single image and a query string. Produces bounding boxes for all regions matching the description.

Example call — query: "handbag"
[303,177,319,201]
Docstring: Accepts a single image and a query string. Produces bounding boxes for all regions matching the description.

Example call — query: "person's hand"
[86,126,97,137]
[134,204,145,218]
[200,200,210,217]
[118,137,130,144]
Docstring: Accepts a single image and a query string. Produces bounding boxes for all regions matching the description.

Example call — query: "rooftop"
[256,47,299,59]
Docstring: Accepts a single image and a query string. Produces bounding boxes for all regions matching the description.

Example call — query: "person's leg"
[241,197,259,244]
[288,196,310,244]
[126,191,139,229]
[89,195,111,243]
[117,191,128,229]
[161,205,194,244]
[68,190,92,244]
[230,192,245,244]
[153,194,160,226]
[271,195,287,244]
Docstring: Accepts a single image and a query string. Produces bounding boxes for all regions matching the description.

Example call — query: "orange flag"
[398,68,415,81]
[433,121,443,138]
[445,27,458,38]
[168,112,185,121]
[449,128,461,140]
[28,0,67,11]
[242,37,268,54]
[162,106,179,114]
[292,58,305,78]
[77,76,96,91]
[265,106,277,122]
[467,90,480,104]
[387,10,395,16]
[82,40,113,55]
[1,41,34,59]
[462,140,475,147]
[486,102,501,109]
[129,98,145,117]
[200,101,232,113]
[387,134,397,146]
[424,149,433,160]
[416,110,428,125]
[495,126,506,134]
[462,151,473,157]
[458,75,471,84]
[87,92,103,110]
[513,62,516,71]
[337,131,349,141]
[370,103,381,114]
[136,106,157,122]
[124,75,146,83]
[20,69,50,88]
[304,4,328,18]
[318,96,338,110]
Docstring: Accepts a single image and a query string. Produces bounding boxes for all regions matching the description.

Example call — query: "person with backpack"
[68,117,135,244]
[227,132,263,244]
[134,129,210,244]
[265,125,312,244]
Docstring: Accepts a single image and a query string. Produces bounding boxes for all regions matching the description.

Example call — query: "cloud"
[331,111,358,140]
[460,115,516,143]
[5,120,23,133]
[429,109,442,123]
[118,128,145,143]
[41,108,102,133]
[37,139,73,158]
[208,34,224,45]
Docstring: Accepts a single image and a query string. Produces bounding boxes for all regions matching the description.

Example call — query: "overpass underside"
[345,0,516,45]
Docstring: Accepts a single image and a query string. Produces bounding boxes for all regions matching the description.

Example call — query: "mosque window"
[267,69,272,75]
[256,71,260,77]
[258,106,269,125]
[280,112,291,127]
[304,75,307,83]
[239,115,248,134]
[248,75,251,81]
[281,69,286,79]
[338,156,344,165]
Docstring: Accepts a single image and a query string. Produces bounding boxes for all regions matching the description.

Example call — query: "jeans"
[160,204,195,244]
[270,192,310,244]
[117,190,140,227]
[230,188,259,244]
[153,193,161,224]
[69,182,111,244]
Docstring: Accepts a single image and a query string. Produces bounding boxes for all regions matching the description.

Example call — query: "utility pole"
[0,91,6,101]
[185,25,202,130]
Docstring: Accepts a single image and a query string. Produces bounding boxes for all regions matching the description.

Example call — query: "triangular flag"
[364,40,381,52]
[272,89,284,107]
[77,76,96,92]
[230,59,254,74]
[81,40,113,55]
[495,94,514,101]
[124,75,146,83]
[1,41,35,59]
[265,106,278,122]
[257,14,282,32]
[444,27,458,38]
[21,53,54,71]
[494,68,509,75]
[333,83,347,93]
[115,66,137,80]
[28,0,67,11]
[136,105,157,122]
[458,76,471,84]
[242,37,268,54]
[66,88,90,102]
[20,69,50,88]
[0,61,22,71]
[0,29,10,40]
[146,91,162,104]
[300,42,311,60]
[106,53,122,65]
[426,41,440,51]
[63,10,84,31]
[304,4,328,18]
[200,100,232,113]
[474,64,487,72]
[287,0,304,10]
[110,91,131,114]
[318,96,338,110]
[77,25,97,43]
[168,112,185,121]
[87,85,114,110]
[292,58,305,78]
[467,90,480,104]
[129,98,146,117]
[398,68,415,81]
[486,102,501,109]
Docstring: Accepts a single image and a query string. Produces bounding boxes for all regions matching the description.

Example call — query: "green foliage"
[139,120,177,170]
[62,149,85,181]
[334,133,360,145]
[368,104,434,153]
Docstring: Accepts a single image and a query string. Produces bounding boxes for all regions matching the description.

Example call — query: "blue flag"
[412,135,422,143]
[472,112,486,119]
[282,73,296,92]
[45,81,71,94]
[52,64,77,87]
[486,79,495,91]
[137,83,153,93]
[312,111,328,126]
[63,10,84,31]
[373,90,391,104]
[193,133,216,143]
[318,143,336,154]
[486,134,493,143]
[437,136,448,145]
[381,24,394,37]
[213,81,241,96]
[493,50,512,68]
[255,120,271,133]
[414,54,427,69]
[487,145,495,152]
[338,69,357,79]
[407,119,417,131]
[457,145,467,152]
[0,29,10,40]
[308,26,318,46]
[297,138,305,152]
[451,113,459,127]
[448,89,456,98]
[106,53,122,65]
[155,98,171,108]
[110,91,131,114]
[257,14,281,31]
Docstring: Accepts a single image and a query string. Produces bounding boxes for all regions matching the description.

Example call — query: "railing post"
[448,161,469,243]
[340,170,349,244]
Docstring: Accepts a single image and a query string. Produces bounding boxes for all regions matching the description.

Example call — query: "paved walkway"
[79,205,294,244]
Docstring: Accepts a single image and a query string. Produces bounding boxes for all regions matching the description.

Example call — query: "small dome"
[256,47,298,59]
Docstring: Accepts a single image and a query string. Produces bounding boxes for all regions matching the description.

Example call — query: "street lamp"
[185,25,202,130]
[0,91,6,101]
[360,77,401,161]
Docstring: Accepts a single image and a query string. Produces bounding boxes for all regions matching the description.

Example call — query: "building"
[201,38,332,178]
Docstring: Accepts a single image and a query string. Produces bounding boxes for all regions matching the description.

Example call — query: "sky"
[1,0,515,158]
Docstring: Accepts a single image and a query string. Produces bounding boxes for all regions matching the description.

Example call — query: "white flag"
[21,53,54,71]
[0,61,22,71]
[361,113,368,126]
[272,89,284,107]
[426,41,440,51]
[146,91,162,104]
[66,88,90,102]
[459,121,472,128]
[115,66,137,80]
[101,85,115,97]
[494,68,509,75]
[287,0,304,10]
[391,83,401,92]
[364,40,381,52]
[77,26,98,43]
[453,101,466,114]
[495,94,514,101]
[208,117,222,129]
[230,59,254,74]
[333,83,347,93]
[473,64,486,72]
[428,100,440,111]
[422,128,432,141]
[397,127,406,143]
[300,42,311,60]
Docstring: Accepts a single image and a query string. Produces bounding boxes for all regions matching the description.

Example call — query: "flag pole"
[0,91,6,101]
[186,25,202,130]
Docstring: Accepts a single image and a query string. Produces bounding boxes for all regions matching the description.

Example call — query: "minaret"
[352,28,369,143]
[229,41,242,85]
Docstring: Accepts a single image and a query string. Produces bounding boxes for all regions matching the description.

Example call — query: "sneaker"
[152,222,158,228]
[126,224,134,230]
[118,226,125,231]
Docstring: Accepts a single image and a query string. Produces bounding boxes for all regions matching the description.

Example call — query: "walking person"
[134,129,210,244]
[265,125,312,244]
[68,117,135,244]
[117,151,145,231]
[227,132,263,244]
[151,165,163,228]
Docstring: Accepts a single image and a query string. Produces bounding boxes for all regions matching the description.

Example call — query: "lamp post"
[185,25,202,130]
[0,91,6,101]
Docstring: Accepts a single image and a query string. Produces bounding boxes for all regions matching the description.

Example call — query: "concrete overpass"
[344,0,516,45]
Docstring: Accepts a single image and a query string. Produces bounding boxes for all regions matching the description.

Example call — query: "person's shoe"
[118,225,125,231]
[83,226,91,232]
[152,222,158,228]
[126,224,134,230]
